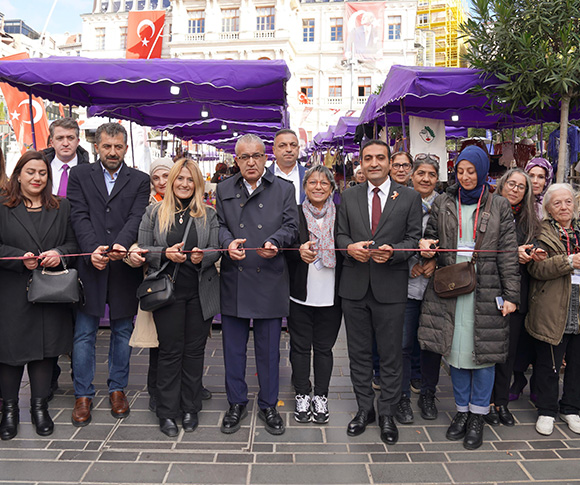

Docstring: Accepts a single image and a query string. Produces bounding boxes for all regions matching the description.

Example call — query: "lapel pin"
[391,191,399,200]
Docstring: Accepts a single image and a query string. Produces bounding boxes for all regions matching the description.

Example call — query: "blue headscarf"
[455,145,490,204]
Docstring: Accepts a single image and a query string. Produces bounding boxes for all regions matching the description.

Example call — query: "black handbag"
[27,263,83,304]
[433,191,493,299]
[137,216,193,312]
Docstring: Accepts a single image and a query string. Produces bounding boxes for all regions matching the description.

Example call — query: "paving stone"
[556,448,580,459]
[0,449,59,459]
[446,450,519,461]
[520,450,559,459]
[348,443,386,453]
[276,444,347,453]
[369,463,450,483]
[370,453,410,463]
[254,453,294,463]
[106,441,174,450]
[409,452,448,462]
[83,461,169,483]
[98,450,140,461]
[564,439,580,448]
[446,461,529,483]
[491,423,568,441]
[422,441,494,452]
[180,426,251,444]
[47,440,88,450]
[139,452,216,462]
[167,463,248,484]
[250,464,370,484]
[529,439,567,449]
[252,444,273,452]
[0,460,89,482]
[492,441,531,451]
[176,443,249,452]
[524,459,580,480]
[59,450,102,461]
[73,423,116,441]
[294,452,369,463]
[217,452,254,463]
[253,427,323,443]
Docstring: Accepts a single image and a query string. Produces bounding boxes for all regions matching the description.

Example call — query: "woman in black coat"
[0,151,78,440]
[286,165,343,425]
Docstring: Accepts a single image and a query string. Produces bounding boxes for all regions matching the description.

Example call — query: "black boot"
[464,413,485,450]
[30,398,54,436]
[0,399,19,440]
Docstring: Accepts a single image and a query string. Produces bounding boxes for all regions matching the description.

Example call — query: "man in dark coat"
[216,134,299,436]
[269,129,306,204]
[67,122,150,427]
[337,140,422,445]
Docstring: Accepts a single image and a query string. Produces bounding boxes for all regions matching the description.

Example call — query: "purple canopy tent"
[0,57,291,149]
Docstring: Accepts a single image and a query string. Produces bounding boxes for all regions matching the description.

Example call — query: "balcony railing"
[326,97,343,105]
[356,96,369,106]
[220,32,239,40]
[254,31,275,39]
[186,33,205,42]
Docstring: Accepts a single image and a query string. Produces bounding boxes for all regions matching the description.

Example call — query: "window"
[387,16,401,40]
[358,77,371,97]
[95,27,105,50]
[303,19,314,42]
[330,17,343,42]
[328,77,342,97]
[300,78,313,98]
[119,26,127,50]
[418,13,429,25]
[222,9,240,32]
[418,0,429,6]
[257,7,275,31]
[188,11,205,34]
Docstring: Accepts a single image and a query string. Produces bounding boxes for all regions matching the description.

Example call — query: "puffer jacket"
[526,220,573,346]
[418,185,520,365]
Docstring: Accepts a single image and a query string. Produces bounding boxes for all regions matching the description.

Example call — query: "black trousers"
[492,311,526,406]
[420,349,442,395]
[288,300,342,396]
[534,333,580,417]
[153,284,211,419]
[343,289,405,416]
[147,348,159,399]
[0,359,53,401]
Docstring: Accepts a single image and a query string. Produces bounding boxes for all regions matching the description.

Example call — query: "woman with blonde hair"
[133,158,220,436]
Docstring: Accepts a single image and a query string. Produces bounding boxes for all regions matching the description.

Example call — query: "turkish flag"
[0,52,50,154]
[126,11,165,59]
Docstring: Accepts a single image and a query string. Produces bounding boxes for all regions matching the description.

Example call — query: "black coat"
[216,170,299,318]
[286,204,343,304]
[0,199,78,366]
[67,161,150,319]
[42,145,91,165]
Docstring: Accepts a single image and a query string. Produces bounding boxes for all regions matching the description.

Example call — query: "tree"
[462,0,580,182]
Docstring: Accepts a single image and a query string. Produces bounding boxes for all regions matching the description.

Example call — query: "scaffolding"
[416,0,467,68]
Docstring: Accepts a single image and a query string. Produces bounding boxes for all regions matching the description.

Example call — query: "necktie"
[57,164,70,197]
[371,187,382,235]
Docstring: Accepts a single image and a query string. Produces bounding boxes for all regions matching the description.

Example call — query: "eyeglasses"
[392,162,412,171]
[415,153,440,162]
[306,180,331,189]
[506,180,526,192]
[238,153,265,161]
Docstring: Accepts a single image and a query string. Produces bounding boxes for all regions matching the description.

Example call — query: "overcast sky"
[0,0,86,36]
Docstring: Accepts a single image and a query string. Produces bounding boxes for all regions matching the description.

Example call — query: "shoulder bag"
[433,192,493,299]
[137,216,193,312]
[27,260,83,304]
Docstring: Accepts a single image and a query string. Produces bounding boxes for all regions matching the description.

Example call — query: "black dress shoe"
[201,387,212,401]
[464,413,484,450]
[446,411,469,441]
[379,415,399,445]
[395,396,414,424]
[483,405,500,426]
[220,404,247,434]
[0,400,19,441]
[258,407,285,435]
[347,408,376,436]
[497,405,515,426]
[30,398,54,436]
[159,418,178,437]
[182,412,199,432]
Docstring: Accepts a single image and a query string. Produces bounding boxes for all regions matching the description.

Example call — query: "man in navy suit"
[217,134,298,436]
[269,129,306,204]
[67,123,150,427]
[337,140,422,445]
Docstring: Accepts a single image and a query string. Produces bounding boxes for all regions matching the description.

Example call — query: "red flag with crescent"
[126,11,165,59]
[0,52,50,154]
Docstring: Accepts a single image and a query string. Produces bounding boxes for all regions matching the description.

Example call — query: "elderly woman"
[286,165,343,424]
[395,154,440,425]
[484,169,543,427]
[419,145,520,450]
[132,159,220,437]
[389,151,414,185]
[526,183,580,436]
[0,151,77,440]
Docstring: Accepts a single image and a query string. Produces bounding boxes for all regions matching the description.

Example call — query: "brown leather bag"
[433,191,493,299]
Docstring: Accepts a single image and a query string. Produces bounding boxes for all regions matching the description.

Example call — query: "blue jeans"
[401,299,422,397]
[449,365,494,415]
[73,310,133,398]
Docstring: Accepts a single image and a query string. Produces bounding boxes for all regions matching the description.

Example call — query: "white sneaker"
[312,395,329,424]
[560,414,580,434]
[294,394,312,423]
[536,415,555,435]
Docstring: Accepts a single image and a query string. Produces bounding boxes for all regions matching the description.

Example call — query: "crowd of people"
[0,118,578,452]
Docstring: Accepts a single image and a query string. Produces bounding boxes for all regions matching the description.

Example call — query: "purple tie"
[57,164,69,197]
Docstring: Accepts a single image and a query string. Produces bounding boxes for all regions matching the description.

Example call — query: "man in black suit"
[67,123,150,427]
[337,140,422,445]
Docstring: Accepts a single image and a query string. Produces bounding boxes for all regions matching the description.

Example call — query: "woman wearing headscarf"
[419,145,520,450]
[149,157,174,203]
[525,157,554,219]
[526,183,580,436]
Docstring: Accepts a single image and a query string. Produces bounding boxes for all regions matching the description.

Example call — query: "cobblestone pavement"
[2,325,580,485]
